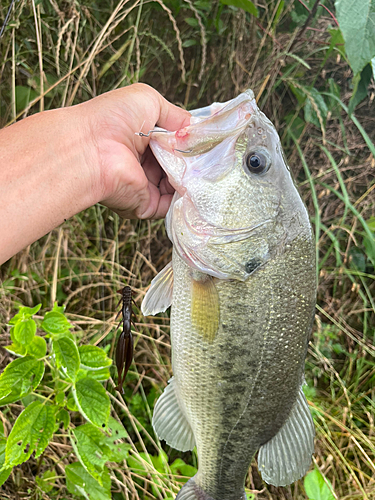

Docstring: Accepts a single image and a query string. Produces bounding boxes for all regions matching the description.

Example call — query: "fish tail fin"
[175,477,212,500]
[175,476,246,500]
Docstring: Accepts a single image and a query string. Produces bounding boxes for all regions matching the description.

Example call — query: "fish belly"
[171,241,316,500]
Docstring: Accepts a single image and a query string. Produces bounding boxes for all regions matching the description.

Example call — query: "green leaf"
[182,39,197,47]
[335,0,375,75]
[348,63,373,115]
[21,304,42,316]
[55,391,65,406]
[41,311,72,334]
[304,87,328,131]
[5,341,27,357]
[328,28,346,58]
[349,247,367,272]
[52,302,65,314]
[5,401,55,467]
[26,336,47,359]
[86,367,111,382]
[79,346,112,371]
[67,392,79,411]
[366,216,375,231]
[65,462,111,500]
[56,408,70,430]
[53,337,80,382]
[304,468,335,500]
[35,469,56,493]
[73,378,110,428]
[0,357,44,406]
[104,417,130,462]
[9,304,42,325]
[0,438,12,487]
[185,17,199,27]
[15,86,39,113]
[72,424,111,485]
[170,458,197,478]
[220,0,258,16]
[13,318,36,346]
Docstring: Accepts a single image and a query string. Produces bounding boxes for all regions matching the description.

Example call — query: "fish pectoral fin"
[141,261,174,316]
[152,377,195,452]
[258,386,315,487]
[191,274,219,343]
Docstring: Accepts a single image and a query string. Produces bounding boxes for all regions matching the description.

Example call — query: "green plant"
[0,303,131,499]
[304,468,335,500]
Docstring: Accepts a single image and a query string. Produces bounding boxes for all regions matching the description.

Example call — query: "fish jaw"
[150,90,257,191]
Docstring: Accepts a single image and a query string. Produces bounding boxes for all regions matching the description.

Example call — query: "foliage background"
[0,0,374,499]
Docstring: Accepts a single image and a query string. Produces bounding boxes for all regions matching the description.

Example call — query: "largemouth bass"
[141,90,316,500]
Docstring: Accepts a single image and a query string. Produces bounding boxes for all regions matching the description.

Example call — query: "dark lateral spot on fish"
[245,258,262,274]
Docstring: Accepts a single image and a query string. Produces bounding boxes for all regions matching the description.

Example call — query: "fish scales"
[172,237,315,498]
[141,90,317,500]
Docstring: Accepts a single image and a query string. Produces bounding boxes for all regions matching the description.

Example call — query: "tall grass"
[0,0,374,499]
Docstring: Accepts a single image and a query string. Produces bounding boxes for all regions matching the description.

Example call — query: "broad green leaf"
[5,401,55,467]
[0,437,12,487]
[348,63,373,115]
[104,417,130,462]
[20,304,42,316]
[72,424,110,484]
[8,304,42,325]
[26,336,47,359]
[335,0,375,75]
[86,367,111,381]
[53,337,80,382]
[170,458,197,478]
[304,468,335,500]
[52,302,65,313]
[73,378,110,427]
[79,345,112,370]
[5,341,27,357]
[41,311,72,334]
[14,318,36,346]
[0,357,44,406]
[220,0,258,17]
[65,462,111,500]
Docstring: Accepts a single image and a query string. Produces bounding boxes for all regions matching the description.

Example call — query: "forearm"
[0,107,99,265]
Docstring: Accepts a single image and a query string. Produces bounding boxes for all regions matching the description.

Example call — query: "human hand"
[80,83,191,219]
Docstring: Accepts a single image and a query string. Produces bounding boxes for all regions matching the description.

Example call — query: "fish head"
[150,90,311,281]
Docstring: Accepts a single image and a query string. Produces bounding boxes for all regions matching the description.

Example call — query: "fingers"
[128,83,191,131]
[137,183,173,220]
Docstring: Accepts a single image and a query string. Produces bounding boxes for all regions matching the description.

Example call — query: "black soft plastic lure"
[114,286,134,394]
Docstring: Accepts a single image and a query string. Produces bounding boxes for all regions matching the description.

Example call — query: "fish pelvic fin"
[258,385,315,486]
[152,377,195,452]
[176,477,246,500]
[191,274,219,343]
[141,261,173,316]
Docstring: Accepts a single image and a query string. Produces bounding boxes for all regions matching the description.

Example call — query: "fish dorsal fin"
[191,274,219,343]
[141,261,173,316]
[258,385,315,486]
[152,377,195,452]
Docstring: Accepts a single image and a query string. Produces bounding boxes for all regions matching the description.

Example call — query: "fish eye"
[245,151,270,175]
